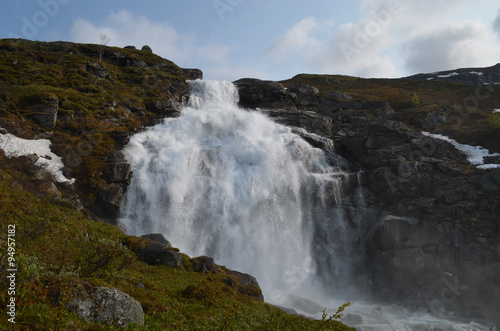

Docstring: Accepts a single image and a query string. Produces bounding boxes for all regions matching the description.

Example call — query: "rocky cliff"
[235,75,500,325]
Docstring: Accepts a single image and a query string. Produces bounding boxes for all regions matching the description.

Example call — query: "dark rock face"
[233,78,296,108]
[183,68,203,80]
[68,286,144,327]
[146,98,183,117]
[232,77,500,324]
[30,94,58,128]
[84,61,110,78]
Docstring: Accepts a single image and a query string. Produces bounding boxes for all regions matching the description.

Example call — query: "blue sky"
[2,0,500,81]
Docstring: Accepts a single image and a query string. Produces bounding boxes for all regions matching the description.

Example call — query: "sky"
[1,0,500,81]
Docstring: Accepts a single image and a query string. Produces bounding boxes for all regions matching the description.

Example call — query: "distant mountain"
[405,63,500,85]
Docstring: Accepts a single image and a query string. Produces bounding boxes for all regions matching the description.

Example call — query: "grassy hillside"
[0,155,353,330]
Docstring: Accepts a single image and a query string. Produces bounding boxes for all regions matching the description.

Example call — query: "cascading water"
[119,79,494,331]
[119,79,351,301]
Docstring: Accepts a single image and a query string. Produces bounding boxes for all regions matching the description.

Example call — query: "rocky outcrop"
[123,235,182,268]
[30,94,58,129]
[233,78,296,108]
[68,285,144,327]
[141,45,153,53]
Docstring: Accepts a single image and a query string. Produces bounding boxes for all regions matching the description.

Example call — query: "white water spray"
[120,80,348,299]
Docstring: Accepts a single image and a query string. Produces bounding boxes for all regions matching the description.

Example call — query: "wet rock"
[288,294,323,314]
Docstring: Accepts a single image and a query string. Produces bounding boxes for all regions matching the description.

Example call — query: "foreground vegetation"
[0,154,354,330]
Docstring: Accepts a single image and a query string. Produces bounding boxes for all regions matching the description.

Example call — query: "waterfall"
[118,80,494,330]
[119,79,350,303]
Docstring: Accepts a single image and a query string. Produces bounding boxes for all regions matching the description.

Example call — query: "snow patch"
[0,133,75,183]
[422,132,500,168]
[493,109,500,113]
[437,72,459,78]
[469,71,484,76]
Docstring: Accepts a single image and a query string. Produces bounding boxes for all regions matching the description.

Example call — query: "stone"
[146,98,183,116]
[183,68,203,80]
[288,294,323,314]
[233,78,294,108]
[31,94,58,128]
[141,45,153,53]
[222,268,264,301]
[124,45,136,50]
[124,236,182,268]
[68,286,144,327]
[342,313,364,325]
[84,61,109,78]
[141,233,172,247]
[103,160,131,184]
[190,256,216,273]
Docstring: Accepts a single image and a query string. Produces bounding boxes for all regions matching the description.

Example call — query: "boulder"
[190,256,216,273]
[288,294,323,314]
[141,45,153,53]
[124,45,136,50]
[123,236,182,268]
[141,233,172,247]
[68,286,144,327]
[222,268,264,301]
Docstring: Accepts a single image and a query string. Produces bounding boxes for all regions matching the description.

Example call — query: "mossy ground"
[0,154,354,330]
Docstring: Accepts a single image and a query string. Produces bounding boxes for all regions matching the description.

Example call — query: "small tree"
[411,92,420,106]
[98,33,110,61]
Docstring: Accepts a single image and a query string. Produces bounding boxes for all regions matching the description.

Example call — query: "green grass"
[0,157,354,330]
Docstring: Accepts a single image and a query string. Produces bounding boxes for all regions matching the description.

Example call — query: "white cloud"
[70,10,235,77]
[403,21,500,73]
[494,10,500,34]
[265,17,320,59]
[266,0,500,78]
